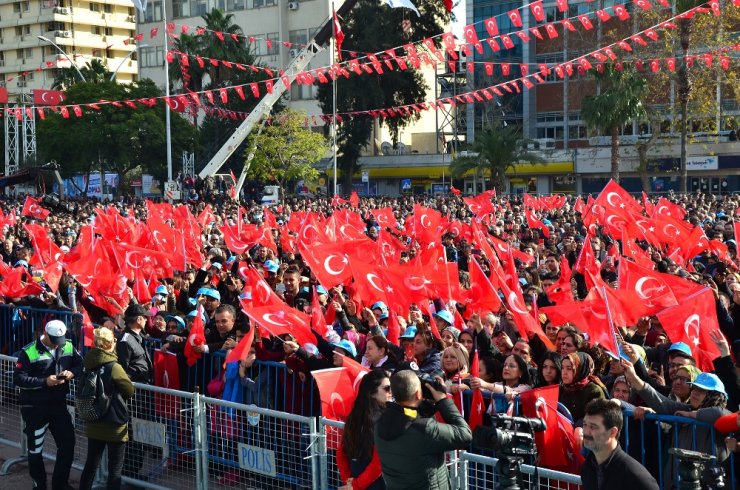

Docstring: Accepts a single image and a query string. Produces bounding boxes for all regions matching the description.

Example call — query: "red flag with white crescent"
[184,306,206,366]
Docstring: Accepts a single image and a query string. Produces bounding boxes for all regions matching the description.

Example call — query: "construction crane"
[197,0,359,195]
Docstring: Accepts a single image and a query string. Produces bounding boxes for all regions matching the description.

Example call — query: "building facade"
[0,0,138,100]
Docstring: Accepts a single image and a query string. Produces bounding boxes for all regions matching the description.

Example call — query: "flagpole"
[163,3,173,184]
[331,1,338,197]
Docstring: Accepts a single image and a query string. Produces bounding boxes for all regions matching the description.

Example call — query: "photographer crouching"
[374,369,473,490]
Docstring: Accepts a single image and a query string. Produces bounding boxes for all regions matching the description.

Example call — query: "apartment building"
[138,0,454,195]
[0,0,139,100]
[466,0,740,194]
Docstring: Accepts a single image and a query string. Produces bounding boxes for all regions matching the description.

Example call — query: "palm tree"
[676,0,703,192]
[581,64,647,183]
[52,59,111,89]
[449,122,544,192]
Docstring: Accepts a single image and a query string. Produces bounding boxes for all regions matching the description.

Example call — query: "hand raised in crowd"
[283,340,299,354]
[632,406,656,421]
[222,338,237,350]
[709,329,731,358]
[468,313,483,333]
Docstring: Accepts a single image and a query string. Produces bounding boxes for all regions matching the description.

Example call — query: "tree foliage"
[37,79,198,193]
[246,110,327,194]
[581,65,647,183]
[167,8,277,173]
[52,59,112,89]
[317,0,450,193]
[449,122,543,192]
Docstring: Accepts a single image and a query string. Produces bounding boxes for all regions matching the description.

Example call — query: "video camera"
[473,414,546,456]
[472,415,547,490]
[668,448,725,489]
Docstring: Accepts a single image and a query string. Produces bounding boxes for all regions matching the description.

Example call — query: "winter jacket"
[636,382,731,481]
[14,337,83,405]
[417,348,442,377]
[580,445,659,490]
[116,327,153,383]
[82,348,135,442]
[559,381,607,425]
[374,399,472,490]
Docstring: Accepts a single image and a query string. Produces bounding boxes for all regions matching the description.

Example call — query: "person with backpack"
[13,319,82,490]
[78,327,134,490]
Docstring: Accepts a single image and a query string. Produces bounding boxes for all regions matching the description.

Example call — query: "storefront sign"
[686,156,718,170]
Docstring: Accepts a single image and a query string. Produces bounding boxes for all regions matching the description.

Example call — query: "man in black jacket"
[13,319,82,490]
[581,399,658,490]
[374,370,472,489]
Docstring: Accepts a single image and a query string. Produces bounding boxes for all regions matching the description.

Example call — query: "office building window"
[172,0,191,18]
[90,2,100,11]
[227,0,246,10]
[144,0,163,22]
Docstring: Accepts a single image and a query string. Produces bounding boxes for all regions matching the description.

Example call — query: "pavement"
[0,441,82,488]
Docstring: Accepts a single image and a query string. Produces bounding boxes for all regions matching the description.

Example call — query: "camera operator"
[581,399,658,490]
[374,370,472,490]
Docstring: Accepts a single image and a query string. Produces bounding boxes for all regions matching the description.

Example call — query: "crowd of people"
[3,185,740,489]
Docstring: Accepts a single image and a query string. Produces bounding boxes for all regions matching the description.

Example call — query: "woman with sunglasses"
[337,369,391,490]
[620,359,731,481]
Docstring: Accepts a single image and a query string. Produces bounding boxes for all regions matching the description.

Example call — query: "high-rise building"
[0,1,139,100]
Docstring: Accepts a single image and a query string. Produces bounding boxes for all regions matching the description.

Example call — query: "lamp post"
[37,35,86,83]
[110,44,149,82]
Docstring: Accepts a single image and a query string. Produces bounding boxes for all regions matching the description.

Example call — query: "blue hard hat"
[668,342,693,359]
[155,285,168,296]
[165,315,186,331]
[316,285,328,295]
[688,373,726,397]
[433,310,454,326]
[400,326,417,339]
[371,301,388,312]
[264,260,279,273]
[196,287,220,301]
[186,309,208,324]
[332,339,357,358]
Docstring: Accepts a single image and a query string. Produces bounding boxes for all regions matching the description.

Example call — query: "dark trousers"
[21,402,75,490]
[79,439,126,490]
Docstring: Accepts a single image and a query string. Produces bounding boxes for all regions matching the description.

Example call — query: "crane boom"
[198,0,359,180]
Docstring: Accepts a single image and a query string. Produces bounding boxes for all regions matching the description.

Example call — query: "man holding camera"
[581,399,658,490]
[13,319,82,490]
[374,370,472,490]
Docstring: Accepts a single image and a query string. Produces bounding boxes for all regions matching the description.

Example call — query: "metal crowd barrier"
[0,305,81,356]
[622,408,737,490]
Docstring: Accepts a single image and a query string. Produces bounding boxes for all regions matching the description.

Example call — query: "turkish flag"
[652,197,687,220]
[497,272,554,350]
[468,351,485,433]
[349,259,389,306]
[656,289,723,372]
[184,306,206,367]
[225,323,255,365]
[22,196,50,221]
[33,89,66,106]
[573,234,599,276]
[508,9,523,27]
[42,261,64,294]
[154,349,181,418]
[242,305,314,347]
[410,204,443,244]
[370,207,396,229]
[594,179,642,214]
[313,366,366,449]
[618,259,679,314]
[524,208,550,238]
[81,308,95,348]
[0,266,44,298]
[299,241,354,289]
[165,96,187,113]
[24,223,64,267]
[240,266,284,307]
[520,385,583,471]
[310,286,329,333]
[467,257,502,312]
[463,193,496,217]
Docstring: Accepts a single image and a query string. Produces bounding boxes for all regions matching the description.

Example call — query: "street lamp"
[38,35,86,82]
[110,44,148,82]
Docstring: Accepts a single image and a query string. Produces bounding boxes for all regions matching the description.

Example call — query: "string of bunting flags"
[0,3,728,123]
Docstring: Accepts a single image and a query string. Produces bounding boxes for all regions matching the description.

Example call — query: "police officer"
[13,319,82,490]
[117,303,153,384]
[117,303,154,479]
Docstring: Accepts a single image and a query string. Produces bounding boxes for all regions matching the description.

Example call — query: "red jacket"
[336,445,383,490]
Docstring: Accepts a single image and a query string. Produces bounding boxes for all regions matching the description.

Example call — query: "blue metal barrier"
[622,408,737,490]
[0,305,80,355]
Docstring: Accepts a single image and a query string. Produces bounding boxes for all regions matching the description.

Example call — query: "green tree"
[52,59,111,89]
[581,65,647,183]
[246,109,327,201]
[37,79,198,194]
[167,8,276,173]
[317,0,450,194]
[449,122,543,192]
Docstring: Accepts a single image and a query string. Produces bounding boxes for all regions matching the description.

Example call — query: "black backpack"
[76,362,115,422]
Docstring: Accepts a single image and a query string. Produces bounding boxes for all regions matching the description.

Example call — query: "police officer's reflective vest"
[19,340,74,392]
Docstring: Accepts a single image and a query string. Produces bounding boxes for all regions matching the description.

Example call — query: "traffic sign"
[361,171,369,183]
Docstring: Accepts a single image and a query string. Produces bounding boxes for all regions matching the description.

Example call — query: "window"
[15,26,22,37]
[265,32,279,55]
[92,25,101,35]
[195,0,207,15]
[140,46,164,68]
[22,1,29,11]
[103,3,112,13]
[289,29,308,47]
[172,0,191,18]
[227,0,246,10]
[90,2,100,12]
[13,2,21,13]
[105,27,112,36]
[144,0,163,22]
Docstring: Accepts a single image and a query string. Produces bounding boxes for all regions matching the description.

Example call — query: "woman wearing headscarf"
[620,359,731,483]
[559,351,607,424]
